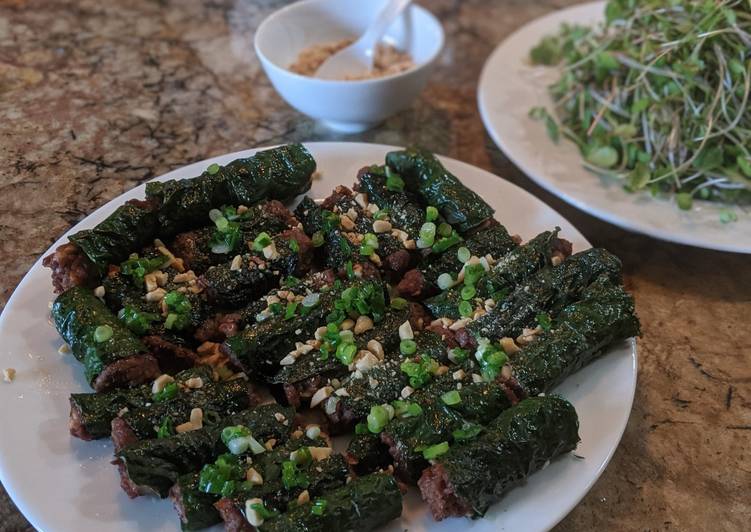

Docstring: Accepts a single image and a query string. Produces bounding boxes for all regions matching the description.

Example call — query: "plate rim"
[477,0,751,254]
[0,141,637,532]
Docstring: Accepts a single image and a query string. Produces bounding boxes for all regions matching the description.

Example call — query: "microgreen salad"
[529,0,750,220]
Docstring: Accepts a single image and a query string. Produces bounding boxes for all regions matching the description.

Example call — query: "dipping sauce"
[288,39,414,80]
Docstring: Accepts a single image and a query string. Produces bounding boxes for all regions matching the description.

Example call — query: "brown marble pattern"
[0,0,749,530]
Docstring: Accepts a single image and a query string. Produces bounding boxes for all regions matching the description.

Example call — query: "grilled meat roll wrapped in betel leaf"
[423,229,570,317]
[385,147,494,233]
[52,286,160,391]
[381,376,515,483]
[212,443,349,531]
[115,404,294,498]
[274,303,409,411]
[110,375,255,451]
[418,396,579,520]
[44,199,160,292]
[199,228,313,308]
[398,223,519,298]
[257,473,402,532]
[466,247,622,342]
[145,144,315,237]
[174,434,346,531]
[510,276,640,396]
[169,200,298,274]
[69,366,228,441]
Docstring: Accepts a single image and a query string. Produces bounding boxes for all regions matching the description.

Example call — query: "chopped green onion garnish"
[208,208,223,222]
[282,460,310,490]
[367,405,389,433]
[311,498,327,516]
[422,441,449,460]
[156,416,174,438]
[400,355,439,388]
[392,400,423,418]
[441,390,462,406]
[457,247,471,263]
[425,206,439,222]
[400,339,417,355]
[362,233,379,249]
[345,260,355,280]
[154,381,179,402]
[419,222,436,245]
[448,347,468,363]
[93,324,113,343]
[292,446,312,465]
[251,502,279,520]
[206,163,220,175]
[252,232,272,251]
[452,423,483,441]
[463,263,485,286]
[385,166,405,191]
[355,422,369,435]
[312,231,325,247]
[335,342,357,365]
[288,238,300,253]
[284,302,298,320]
[437,222,453,238]
[360,244,374,256]
[460,285,476,301]
[458,301,473,317]
[215,216,229,232]
[221,425,251,445]
[437,273,454,290]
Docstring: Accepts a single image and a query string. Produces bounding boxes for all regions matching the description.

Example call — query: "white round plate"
[0,142,636,532]
[478,0,751,253]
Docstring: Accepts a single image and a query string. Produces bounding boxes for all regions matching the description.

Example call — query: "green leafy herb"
[118,306,160,335]
[400,355,440,388]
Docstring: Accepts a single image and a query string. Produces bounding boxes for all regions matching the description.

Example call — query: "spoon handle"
[357,0,413,53]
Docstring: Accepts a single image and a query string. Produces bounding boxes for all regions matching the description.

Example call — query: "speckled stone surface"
[0,0,749,531]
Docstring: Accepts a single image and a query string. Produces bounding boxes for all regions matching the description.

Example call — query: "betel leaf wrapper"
[356,166,426,237]
[260,473,402,532]
[511,276,640,396]
[468,247,622,341]
[69,366,214,440]
[346,432,392,475]
[169,202,295,274]
[146,144,315,236]
[419,396,579,519]
[272,303,405,395]
[385,147,494,232]
[51,286,157,390]
[424,229,562,318]
[117,376,252,442]
[68,201,159,273]
[116,404,294,498]
[383,379,513,483]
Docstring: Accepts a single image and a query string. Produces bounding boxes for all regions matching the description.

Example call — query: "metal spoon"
[315,0,413,80]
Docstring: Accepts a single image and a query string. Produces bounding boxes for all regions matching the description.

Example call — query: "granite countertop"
[1,0,749,530]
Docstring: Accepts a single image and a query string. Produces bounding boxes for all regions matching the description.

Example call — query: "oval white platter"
[0,142,636,532]
[478,0,751,253]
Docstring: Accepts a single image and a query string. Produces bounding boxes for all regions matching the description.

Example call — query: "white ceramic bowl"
[254,0,444,133]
